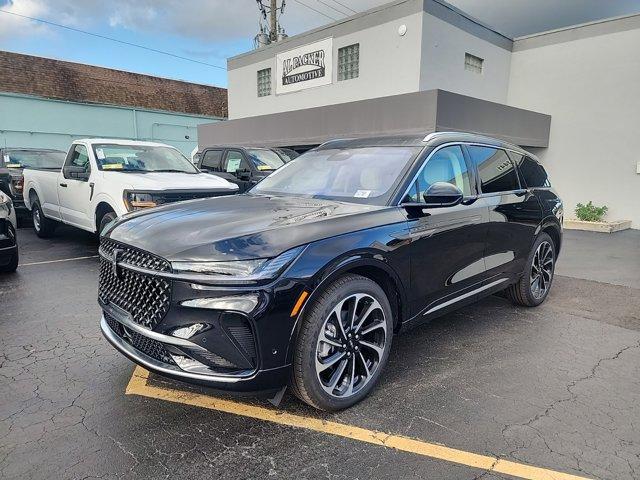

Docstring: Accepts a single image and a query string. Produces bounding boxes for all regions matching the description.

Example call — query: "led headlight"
[123,191,161,211]
[172,245,306,284]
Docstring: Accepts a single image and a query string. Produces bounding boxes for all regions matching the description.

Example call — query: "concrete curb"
[564,219,632,233]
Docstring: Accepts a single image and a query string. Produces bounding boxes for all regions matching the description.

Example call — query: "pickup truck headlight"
[172,246,305,284]
[123,191,160,211]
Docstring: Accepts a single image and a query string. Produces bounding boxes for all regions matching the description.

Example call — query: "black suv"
[196,146,287,192]
[0,148,66,220]
[100,132,563,411]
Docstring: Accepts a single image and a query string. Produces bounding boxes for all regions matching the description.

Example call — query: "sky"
[1,0,639,88]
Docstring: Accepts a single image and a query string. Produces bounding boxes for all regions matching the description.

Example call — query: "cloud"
[2,0,639,48]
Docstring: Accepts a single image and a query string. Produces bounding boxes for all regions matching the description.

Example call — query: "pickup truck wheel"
[98,211,116,235]
[32,199,56,238]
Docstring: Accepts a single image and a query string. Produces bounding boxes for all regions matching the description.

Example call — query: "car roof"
[201,145,271,151]
[75,138,175,148]
[315,132,536,159]
[2,148,66,153]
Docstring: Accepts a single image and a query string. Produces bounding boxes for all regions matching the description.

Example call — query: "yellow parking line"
[126,367,590,480]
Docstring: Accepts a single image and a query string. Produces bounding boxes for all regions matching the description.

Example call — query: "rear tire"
[291,274,393,411]
[0,223,18,273]
[0,250,18,273]
[506,232,555,307]
[32,199,56,238]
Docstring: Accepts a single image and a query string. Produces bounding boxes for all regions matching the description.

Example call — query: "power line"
[313,0,349,17]
[328,0,358,14]
[0,9,226,70]
[291,0,338,21]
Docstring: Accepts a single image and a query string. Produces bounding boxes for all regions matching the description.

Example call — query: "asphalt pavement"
[1,225,639,480]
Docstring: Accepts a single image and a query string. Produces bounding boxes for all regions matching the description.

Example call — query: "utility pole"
[270,0,278,42]
[255,0,287,48]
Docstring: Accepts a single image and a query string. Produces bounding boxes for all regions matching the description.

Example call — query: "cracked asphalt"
[1,225,639,480]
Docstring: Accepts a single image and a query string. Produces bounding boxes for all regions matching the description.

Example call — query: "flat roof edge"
[513,12,640,51]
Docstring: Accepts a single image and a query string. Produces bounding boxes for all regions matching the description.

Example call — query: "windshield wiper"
[151,169,192,173]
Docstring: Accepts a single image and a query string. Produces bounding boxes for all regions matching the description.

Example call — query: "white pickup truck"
[23,139,239,237]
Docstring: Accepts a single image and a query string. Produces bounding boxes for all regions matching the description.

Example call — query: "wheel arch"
[285,254,408,365]
[538,218,562,255]
[94,201,117,233]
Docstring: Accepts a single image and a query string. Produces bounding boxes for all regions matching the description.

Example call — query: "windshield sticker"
[102,163,123,170]
[95,148,106,160]
[257,165,273,171]
[354,190,371,198]
[3,154,9,163]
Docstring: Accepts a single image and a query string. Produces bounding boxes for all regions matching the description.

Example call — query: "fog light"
[171,323,205,339]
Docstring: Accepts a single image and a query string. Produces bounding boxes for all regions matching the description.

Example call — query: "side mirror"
[64,165,90,181]
[237,168,251,181]
[422,182,464,208]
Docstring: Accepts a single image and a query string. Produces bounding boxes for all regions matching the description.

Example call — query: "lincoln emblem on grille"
[111,248,123,279]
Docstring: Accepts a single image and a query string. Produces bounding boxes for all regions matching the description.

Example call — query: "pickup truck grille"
[98,239,171,329]
[160,190,235,204]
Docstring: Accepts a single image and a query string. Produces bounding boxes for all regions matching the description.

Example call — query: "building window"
[338,43,359,81]
[464,53,483,74]
[257,68,271,97]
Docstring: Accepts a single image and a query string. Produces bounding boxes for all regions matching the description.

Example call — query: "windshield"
[92,144,198,173]
[246,149,285,171]
[4,150,65,169]
[251,146,421,205]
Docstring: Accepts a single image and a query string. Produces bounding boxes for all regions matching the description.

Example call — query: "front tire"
[291,274,393,411]
[506,232,555,307]
[98,210,116,235]
[32,199,56,238]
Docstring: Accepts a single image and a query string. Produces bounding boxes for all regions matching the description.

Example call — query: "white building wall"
[508,27,640,227]
[228,11,423,119]
[419,12,511,103]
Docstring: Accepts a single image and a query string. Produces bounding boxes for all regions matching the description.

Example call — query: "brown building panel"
[0,50,227,118]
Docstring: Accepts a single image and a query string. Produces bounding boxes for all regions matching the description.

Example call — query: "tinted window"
[512,154,550,188]
[469,146,520,194]
[404,145,471,202]
[201,149,223,170]
[5,150,65,169]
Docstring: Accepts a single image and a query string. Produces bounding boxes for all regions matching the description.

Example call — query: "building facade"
[205,0,640,227]
[0,51,228,155]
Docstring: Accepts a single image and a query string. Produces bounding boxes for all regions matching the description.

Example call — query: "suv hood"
[107,194,400,261]
[108,171,238,191]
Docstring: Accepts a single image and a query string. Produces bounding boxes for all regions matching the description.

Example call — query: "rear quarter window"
[511,154,550,188]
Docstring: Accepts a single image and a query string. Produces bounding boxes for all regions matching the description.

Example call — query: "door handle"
[60,183,67,187]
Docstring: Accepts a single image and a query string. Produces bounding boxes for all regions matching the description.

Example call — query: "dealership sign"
[276,38,333,94]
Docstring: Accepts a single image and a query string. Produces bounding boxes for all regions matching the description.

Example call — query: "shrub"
[575,201,608,222]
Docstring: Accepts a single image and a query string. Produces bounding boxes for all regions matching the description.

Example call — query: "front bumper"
[101,315,291,393]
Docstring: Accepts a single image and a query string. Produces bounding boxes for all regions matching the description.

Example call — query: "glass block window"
[257,68,271,97]
[338,43,359,81]
[464,53,483,74]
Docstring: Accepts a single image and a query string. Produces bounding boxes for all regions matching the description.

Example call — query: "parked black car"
[100,132,563,410]
[196,146,287,192]
[0,190,18,273]
[0,148,66,219]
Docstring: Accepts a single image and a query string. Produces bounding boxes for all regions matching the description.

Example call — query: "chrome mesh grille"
[104,313,175,365]
[99,238,171,329]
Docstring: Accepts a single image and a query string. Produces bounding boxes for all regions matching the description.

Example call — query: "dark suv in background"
[0,148,66,220]
[196,146,288,192]
[100,132,563,411]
